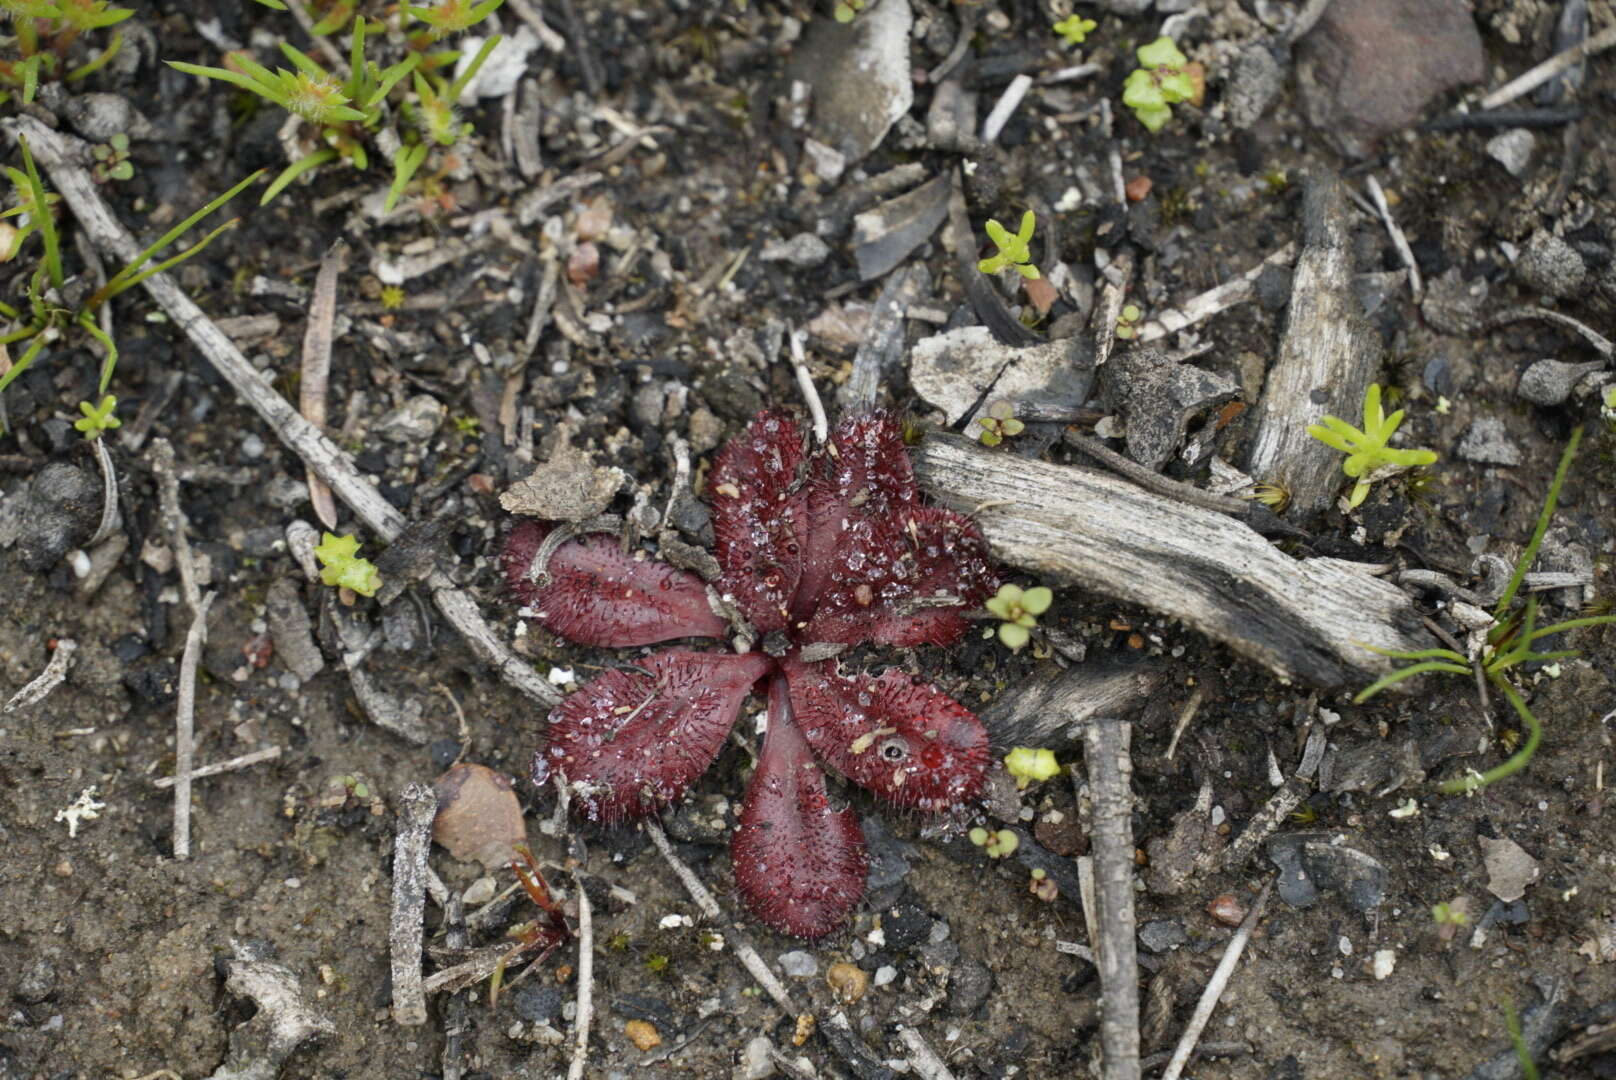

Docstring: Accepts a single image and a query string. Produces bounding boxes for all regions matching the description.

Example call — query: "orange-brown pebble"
[793,1012,816,1046]
[1124,175,1153,202]
[467,473,496,495]
[624,1018,661,1051]
[826,961,868,1005]
[1207,893,1246,927]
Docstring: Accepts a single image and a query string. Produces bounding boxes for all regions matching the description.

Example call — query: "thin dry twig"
[1478,21,1616,110]
[1363,176,1422,298]
[1085,717,1140,1080]
[981,74,1033,144]
[897,1026,958,1080]
[173,591,216,861]
[6,119,561,708]
[565,871,594,1080]
[151,439,201,614]
[300,241,346,529]
[390,783,437,1027]
[87,437,119,546]
[1160,880,1273,1080]
[1093,249,1134,367]
[1489,305,1613,359]
[3,638,76,713]
[786,328,828,444]
[1135,243,1297,344]
[153,745,283,789]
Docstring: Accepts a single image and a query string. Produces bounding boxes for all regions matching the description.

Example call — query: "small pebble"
[1206,893,1246,926]
[777,950,819,978]
[623,1018,661,1051]
[825,961,868,1004]
[873,965,898,987]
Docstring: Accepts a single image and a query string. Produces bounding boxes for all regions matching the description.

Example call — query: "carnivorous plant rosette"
[502,410,999,937]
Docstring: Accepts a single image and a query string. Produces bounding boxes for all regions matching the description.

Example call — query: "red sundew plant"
[502,410,1000,937]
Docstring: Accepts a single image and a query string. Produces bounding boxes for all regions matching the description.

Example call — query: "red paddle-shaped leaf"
[799,505,998,648]
[535,649,772,823]
[794,411,916,618]
[708,410,809,633]
[503,521,728,647]
[784,659,989,812]
[732,674,868,938]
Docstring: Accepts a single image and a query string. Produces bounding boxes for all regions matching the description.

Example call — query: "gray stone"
[910,326,1093,431]
[1485,128,1535,178]
[1138,920,1188,953]
[1480,835,1539,903]
[777,951,819,978]
[1098,346,1240,470]
[1515,229,1587,299]
[1421,268,1489,335]
[1092,0,1151,11]
[373,394,446,442]
[1294,0,1485,154]
[1516,358,1605,406]
[945,958,993,1016]
[499,427,626,521]
[851,173,950,281]
[265,578,324,681]
[760,232,832,268]
[14,463,100,572]
[1269,832,1388,911]
[788,0,913,166]
[738,1036,777,1080]
[1456,417,1522,466]
[1227,41,1286,129]
[15,957,56,1004]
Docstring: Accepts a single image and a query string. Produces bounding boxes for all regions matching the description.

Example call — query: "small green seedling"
[977,211,1041,279]
[986,583,1052,652]
[1028,867,1058,901]
[1430,902,1469,928]
[1052,15,1096,47]
[90,133,133,183]
[314,532,382,596]
[73,395,120,439]
[405,0,504,38]
[976,400,1024,446]
[1307,384,1438,510]
[1602,384,1616,429]
[1355,428,1616,794]
[1503,1000,1540,1080]
[1115,303,1142,339]
[968,826,1019,859]
[834,0,864,22]
[1122,36,1196,133]
[1004,747,1060,789]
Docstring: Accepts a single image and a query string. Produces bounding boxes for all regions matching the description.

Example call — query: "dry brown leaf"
[432,763,527,870]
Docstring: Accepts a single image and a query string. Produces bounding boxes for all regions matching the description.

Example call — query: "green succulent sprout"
[1115,302,1142,339]
[314,532,382,596]
[1306,384,1438,510]
[834,0,864,22]
[977,210,1041,279]
[1053,14,1097,46]
[968,826,1020,859]
[1122,36,1196,133]
[1004,747,1061,789]
[976,400,1024,446]
[986,583,1052,652]
[73,394,120,439]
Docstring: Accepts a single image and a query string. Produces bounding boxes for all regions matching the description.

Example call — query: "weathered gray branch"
[1242,176,1379,515]
[913,435,1435,690]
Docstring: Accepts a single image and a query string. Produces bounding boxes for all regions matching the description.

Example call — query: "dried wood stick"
[151,439,202,614]
[1085,717,1140,1080]
[153,745,283,788]
[300,241,345,529]
[1363,176,1421,298]
[898,1026,958,1080]
[566,873,594,1080]
[173,591,216,861]
[912,434,1435,688]
[390,783,437,1027]
[1478,21,1616,110]
[1159,880,1273,1080]
[3,638,76,713]
[1134,242,1296,344]
[6,118,560,708]
[1243,175,1380,515]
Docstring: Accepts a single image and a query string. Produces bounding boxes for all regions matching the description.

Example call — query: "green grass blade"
[261,148,337,204]
[1438,678,1541,795]
[1527,614,1616,640]
[1495,427,1583,618]
[66,32,123,82]
[0,333,49,397]
[1353,660,1473,703]
[78,310,119,394]
[446,34,501,102]
[93,169,263,306]
[16,135,62,289]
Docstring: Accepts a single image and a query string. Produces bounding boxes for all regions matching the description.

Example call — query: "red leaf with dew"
[731,675,868,938]
[784,659,989,813]
[708,410,809,633]
[503,521,728,647]
[799,505,998,648]
[535,649,772,824]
